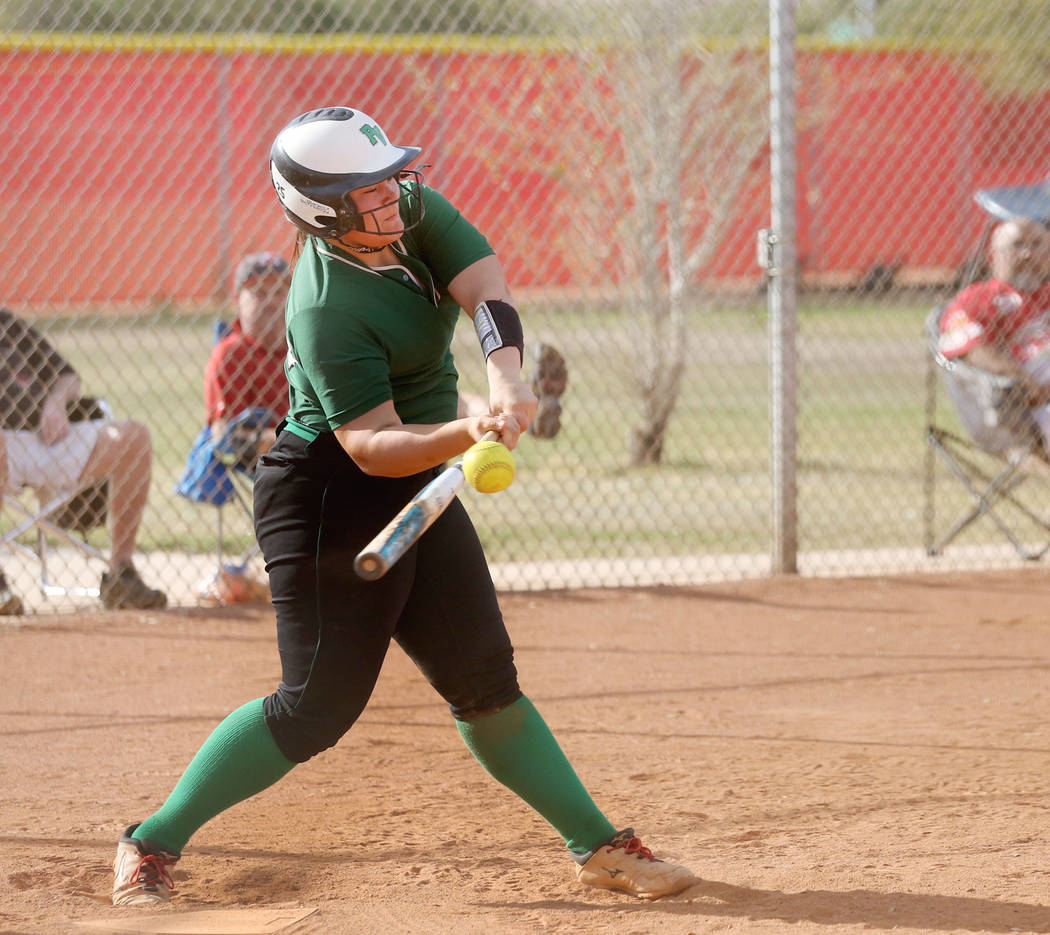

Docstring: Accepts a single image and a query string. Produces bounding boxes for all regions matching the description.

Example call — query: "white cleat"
[575,828,697,900]
[112,824,179,906]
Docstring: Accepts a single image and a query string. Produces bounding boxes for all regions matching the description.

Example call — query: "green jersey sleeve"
[287,306,392,431]
[405,185,495,287]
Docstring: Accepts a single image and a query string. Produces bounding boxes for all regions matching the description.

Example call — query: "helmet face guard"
[341,168,426,237]
[269,106,425,239]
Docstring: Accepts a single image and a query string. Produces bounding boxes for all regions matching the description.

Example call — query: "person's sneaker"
[100,563,167,610]
[529,343,567,439]
[0,573,24,616]
[574,828,697,900]
[112,823,179,906]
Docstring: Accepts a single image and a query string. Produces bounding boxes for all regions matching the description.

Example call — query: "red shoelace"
[611,836,657,862]
[129,853,176,892]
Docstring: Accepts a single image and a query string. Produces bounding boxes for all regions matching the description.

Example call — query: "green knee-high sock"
[133,698,295,854]
[456,695,616,853]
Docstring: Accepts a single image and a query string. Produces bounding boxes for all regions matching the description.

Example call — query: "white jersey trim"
[314,241,437,304]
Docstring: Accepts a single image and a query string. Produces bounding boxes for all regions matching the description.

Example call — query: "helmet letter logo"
[359,123,388,147]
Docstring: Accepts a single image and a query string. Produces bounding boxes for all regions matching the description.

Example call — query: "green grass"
[14,293,1028,565]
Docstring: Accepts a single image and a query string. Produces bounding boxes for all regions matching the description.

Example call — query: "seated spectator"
[939,218,1050,450]
[185,252,291,606]
[0,309,166,614]
[205,252,292,463]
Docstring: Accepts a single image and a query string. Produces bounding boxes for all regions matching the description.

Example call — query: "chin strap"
[339,240,386,254]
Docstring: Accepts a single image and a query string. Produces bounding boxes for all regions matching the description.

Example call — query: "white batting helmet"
[269,106,424,238]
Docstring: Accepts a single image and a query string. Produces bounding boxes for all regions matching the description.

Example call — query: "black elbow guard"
[473,300,524,366]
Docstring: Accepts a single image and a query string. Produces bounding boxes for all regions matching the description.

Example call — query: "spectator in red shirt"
[204,253,291,461]
[939,218,1050,445]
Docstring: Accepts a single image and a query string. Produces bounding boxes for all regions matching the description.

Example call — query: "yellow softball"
[462,439,516,493]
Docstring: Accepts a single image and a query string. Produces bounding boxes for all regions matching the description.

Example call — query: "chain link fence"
[3,0,1050,611]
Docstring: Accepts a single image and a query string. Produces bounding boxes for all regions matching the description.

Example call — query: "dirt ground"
[3,569,1050,935]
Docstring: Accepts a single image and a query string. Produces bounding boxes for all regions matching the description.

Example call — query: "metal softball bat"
[353,461,467,581]
[353,431,499,581]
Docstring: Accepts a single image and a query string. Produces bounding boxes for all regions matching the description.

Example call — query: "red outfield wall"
[2,42,1049,307]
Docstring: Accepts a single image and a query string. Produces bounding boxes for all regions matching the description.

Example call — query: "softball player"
[112,106,696,904]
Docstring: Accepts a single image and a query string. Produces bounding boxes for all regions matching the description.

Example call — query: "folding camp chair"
[923,305,1050,560]
[923,176,1050,560]
[176,406,275,600]
[0,397,112,598]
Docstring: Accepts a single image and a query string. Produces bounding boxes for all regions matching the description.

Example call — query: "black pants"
[253,429,521,763]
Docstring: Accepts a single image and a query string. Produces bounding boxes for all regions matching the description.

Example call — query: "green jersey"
[284,184,494,432]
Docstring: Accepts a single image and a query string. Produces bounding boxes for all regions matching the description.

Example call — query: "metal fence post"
[769,0,798,573]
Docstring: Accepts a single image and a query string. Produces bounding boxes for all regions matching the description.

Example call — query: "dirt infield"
[3,569,1050,935]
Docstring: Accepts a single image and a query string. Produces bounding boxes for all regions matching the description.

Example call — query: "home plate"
[73,906,317,934]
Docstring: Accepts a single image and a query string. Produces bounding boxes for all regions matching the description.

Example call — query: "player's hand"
[38,394,71,445]
[487,361,537,437]
[468,412,523,450]
[486,379,534,447]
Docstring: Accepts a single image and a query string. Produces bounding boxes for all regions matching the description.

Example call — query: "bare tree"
[435,4,768,464]
[588,13,768,463]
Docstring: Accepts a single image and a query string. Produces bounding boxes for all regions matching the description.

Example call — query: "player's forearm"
[485,352,537,430]
[486,345,525,383]
[336,416,495,478]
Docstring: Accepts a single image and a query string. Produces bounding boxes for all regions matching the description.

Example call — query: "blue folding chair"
[176,406,277,578]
